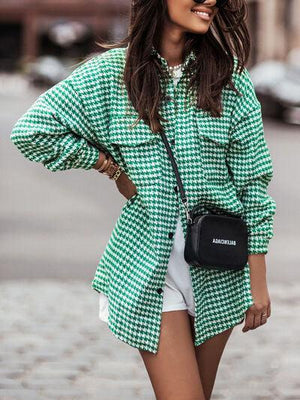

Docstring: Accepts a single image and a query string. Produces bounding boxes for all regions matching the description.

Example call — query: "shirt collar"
[150,45,196,71]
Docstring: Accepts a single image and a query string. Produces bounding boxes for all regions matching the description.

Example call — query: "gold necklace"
[167,63,183,77]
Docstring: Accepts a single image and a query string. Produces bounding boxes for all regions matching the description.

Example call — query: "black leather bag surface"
[159,130,248,271]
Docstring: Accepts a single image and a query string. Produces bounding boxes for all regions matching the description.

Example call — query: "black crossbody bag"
[159,131,249,272]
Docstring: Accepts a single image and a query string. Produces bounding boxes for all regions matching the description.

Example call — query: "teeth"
[192,11,209,17]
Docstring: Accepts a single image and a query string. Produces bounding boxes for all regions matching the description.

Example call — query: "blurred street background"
[1,1,300,399]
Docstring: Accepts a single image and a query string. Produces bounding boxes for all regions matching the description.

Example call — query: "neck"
[159,24,186,67]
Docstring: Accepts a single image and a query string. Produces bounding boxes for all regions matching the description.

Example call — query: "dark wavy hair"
[95,0,250,133]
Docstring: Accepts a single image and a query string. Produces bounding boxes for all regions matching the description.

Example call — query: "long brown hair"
[96,0,250,134]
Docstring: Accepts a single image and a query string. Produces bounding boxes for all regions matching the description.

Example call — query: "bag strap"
[159,130,192,223]
[159,130,242,222]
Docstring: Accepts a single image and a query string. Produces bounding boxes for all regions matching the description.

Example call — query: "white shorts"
[161,216,195,317]
[98,217,195,322]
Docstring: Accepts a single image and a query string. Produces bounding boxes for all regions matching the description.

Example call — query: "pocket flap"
[109,114,160,146]
[195,114,230,146]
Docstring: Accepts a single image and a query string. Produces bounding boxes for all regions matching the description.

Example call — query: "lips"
[191,6,213,21]
[191,9,212,22]
[191,10,210,18]
[191,7,213,15]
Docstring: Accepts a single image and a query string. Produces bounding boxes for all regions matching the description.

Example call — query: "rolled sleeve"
[226,70,277,255]
[10,75,101,172]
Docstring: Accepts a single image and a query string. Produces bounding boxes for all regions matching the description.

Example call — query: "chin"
[185,25,210,35]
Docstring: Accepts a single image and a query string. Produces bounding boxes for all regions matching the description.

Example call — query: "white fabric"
[98,65,195,322]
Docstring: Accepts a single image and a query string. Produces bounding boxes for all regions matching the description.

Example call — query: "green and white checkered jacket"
[10,46,276,354]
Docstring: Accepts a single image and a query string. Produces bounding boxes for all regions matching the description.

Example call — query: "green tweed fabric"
[10,46,276,354]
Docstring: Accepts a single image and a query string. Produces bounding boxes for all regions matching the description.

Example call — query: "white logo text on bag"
[212,238,236,246]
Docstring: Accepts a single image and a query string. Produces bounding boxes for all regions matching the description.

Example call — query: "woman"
[10,0,276,399]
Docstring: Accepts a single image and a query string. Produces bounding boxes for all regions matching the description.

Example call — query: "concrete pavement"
[1,279,299,400]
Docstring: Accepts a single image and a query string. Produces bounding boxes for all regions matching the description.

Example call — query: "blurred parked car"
[25,56,69,87]
[250,48,300,125]
[24,21,97,87]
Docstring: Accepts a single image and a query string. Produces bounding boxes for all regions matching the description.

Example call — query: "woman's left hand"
[242,254,271,333]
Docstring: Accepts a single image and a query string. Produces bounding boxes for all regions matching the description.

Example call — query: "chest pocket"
[195,115,230,183]
[108,114,163,187]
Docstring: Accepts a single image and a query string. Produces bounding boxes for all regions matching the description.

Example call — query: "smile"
[191,10,211,21]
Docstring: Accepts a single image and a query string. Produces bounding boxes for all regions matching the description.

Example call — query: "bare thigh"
[189,315,234,400]
[138,310,206,400]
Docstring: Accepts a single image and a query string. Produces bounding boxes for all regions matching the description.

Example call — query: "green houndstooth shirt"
[10,46,276,354]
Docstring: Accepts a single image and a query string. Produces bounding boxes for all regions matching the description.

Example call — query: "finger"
[242,310,250,332]
[242,311,254,332]
[260,313,268,325]
[267,303,271,318]
[253,312,262,329]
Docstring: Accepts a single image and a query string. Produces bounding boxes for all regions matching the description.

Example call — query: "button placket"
[161,85,176,150]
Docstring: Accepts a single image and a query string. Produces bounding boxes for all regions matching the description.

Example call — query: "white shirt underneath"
[99,64,192,322]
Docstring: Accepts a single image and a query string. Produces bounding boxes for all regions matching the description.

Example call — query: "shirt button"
[165,95,173,102]
[168,232,174,239]
[170,138,175,145]
[156,288,163,294]
[174,185,178,193]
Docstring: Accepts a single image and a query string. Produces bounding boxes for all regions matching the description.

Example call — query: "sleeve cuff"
[75,144,100,170]
[247,234,270,255]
